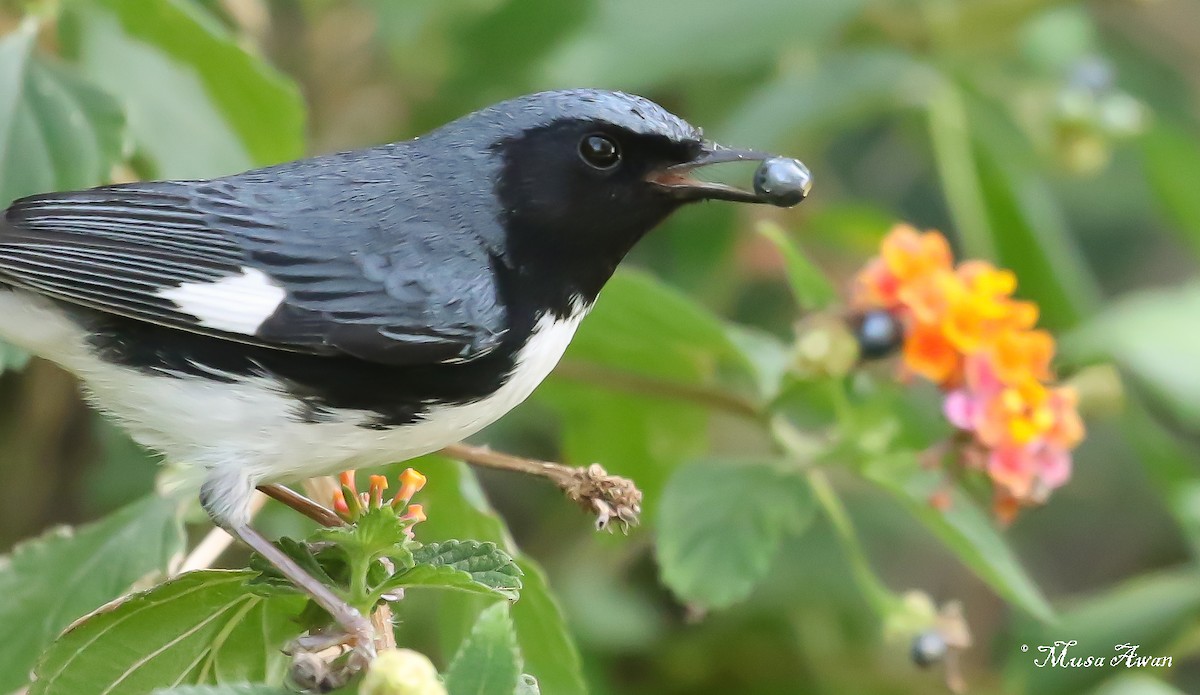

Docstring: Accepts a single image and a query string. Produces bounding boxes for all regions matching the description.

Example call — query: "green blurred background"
[3,0,1200,693]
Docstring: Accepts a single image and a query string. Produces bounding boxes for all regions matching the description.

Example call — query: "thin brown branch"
[258,483,346,528]
[553,360,761,420]
[439,442,643,531]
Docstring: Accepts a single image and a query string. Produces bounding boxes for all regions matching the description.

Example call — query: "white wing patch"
[157,268,286,335]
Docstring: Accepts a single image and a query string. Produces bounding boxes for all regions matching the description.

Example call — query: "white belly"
[0,290,584,498]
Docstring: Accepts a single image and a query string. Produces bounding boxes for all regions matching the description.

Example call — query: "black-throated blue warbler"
[0,89,810,657]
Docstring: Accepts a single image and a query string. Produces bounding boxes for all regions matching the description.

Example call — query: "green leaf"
[1006,569,1200,695]
[404,460,586,694]
[1062,283,1200,430]
[60,0,303,178]
[444,602,523,695]
[0,494,185,694]
[0,19,124,207]
[385,540,522,600]
[756,221,836,312]
[656,459,816,609]
[31,570,305,695]
[247,536,338,595]
[509,558,586,695]
[965,89,1101,328]
[721,49,933,148]
[864,455,1055,622]
[564,269,752,383]
[545,270,767,506]
[537,382,709,515]
[1092,675,1188,695]
[152,686,290,695]
[1141,121,1200,256]
[544,0,865,89]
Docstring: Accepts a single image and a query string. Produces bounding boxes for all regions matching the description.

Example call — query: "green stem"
[807,468,901,617]
[778,378,900,618]
[348,553,373,614]
[825,378,855,432]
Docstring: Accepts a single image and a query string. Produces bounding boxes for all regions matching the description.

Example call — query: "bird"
[0,89,810,656]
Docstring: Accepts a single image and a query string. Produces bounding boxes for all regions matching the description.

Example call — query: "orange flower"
[392,467,428,509]
[881,224,953,282]
[988,329,1054,385]
[855,257,904,308]
[957,260,1016,298]
[903,323,961,386]
[896,269,956,324]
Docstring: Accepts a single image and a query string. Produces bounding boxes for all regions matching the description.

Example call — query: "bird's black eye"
[579,134,621,170]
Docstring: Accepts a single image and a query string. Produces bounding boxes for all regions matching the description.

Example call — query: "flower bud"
[790,314,859,379]
[392,468,428,509]
[359,648,447,695]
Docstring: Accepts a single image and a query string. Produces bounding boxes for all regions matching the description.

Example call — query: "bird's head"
[432,89,811,305]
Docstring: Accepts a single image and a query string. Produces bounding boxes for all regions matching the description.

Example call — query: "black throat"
[491,122,683,318]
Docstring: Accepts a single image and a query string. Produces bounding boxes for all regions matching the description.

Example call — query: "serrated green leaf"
[0,19,125,208]
[656,459,816,609]
[384,563,517,599]
[445,602,523,695]
[402,460,586,694]
[0,494,185,694]
[756,221,836,312]
[389,540,522,600]
[247,536,338,595]
[31,570,305,695]
[865,455,1055,622]
[510,558,586,695]
[59,0,303,179]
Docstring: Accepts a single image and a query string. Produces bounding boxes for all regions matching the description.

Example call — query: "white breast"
[0,289,587,495]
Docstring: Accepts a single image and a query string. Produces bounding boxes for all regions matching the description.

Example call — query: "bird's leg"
[257,483,346,528]
[228,521,376,660]
[201,476,376,668]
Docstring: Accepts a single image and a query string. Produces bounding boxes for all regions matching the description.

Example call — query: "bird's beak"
[646,142,812,205]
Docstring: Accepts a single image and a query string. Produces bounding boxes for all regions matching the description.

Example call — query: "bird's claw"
[285,624,377,693]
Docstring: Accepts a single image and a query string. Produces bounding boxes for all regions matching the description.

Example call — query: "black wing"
[0,175,508,365]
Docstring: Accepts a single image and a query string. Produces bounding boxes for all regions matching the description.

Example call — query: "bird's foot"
[286,626,376,693]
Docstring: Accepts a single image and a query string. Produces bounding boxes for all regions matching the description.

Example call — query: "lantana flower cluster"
[334,467,428,537]
[854,224,1084,519]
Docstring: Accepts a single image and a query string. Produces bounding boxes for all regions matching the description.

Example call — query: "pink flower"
[943,389,980,430]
